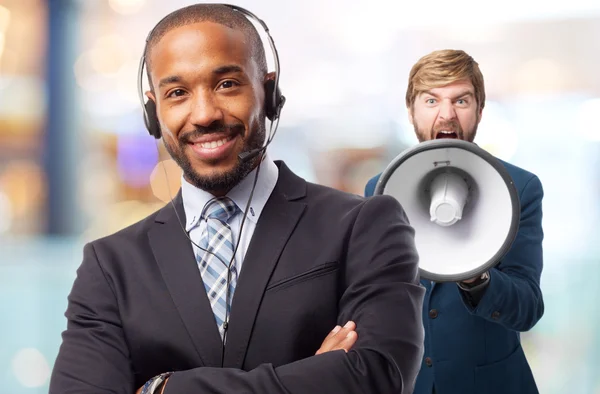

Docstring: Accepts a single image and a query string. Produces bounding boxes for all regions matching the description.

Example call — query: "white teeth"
[440,130,454,134]
[199,137,230,149]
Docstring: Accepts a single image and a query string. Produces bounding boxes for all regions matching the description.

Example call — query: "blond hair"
[406,49,485,111]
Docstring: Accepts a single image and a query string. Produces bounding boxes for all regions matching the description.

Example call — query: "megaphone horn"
[375,139,520,282]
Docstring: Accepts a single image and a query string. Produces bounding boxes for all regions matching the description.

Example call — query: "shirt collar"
[181,154,279,232]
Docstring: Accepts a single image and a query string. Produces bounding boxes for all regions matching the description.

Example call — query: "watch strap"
[141,372,173,394]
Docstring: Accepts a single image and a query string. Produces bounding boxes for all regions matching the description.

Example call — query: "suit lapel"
[148,194,224,367]
[223,162,307,368]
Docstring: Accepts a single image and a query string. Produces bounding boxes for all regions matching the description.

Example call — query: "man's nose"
[438,99,457,120]
[189,91,225,127]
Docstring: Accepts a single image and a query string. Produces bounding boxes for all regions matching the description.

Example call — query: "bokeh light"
[108,0,146,15]
[150,159,182,203]
[11,348,50,388]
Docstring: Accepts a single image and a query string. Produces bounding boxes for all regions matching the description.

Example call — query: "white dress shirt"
[181,155,279,275]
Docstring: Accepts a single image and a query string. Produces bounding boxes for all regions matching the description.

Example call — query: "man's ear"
[145,90,156,103]
[477,106,484,124]
[263,71,277,99]
[407,106,414,125]
[264,71,276,84]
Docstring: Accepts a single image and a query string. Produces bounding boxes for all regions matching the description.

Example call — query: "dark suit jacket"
[50,160,426,394]
[364,158,544,394]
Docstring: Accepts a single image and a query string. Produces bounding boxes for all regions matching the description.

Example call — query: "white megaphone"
[374,139,520,282]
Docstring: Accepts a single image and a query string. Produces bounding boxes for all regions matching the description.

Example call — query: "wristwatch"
[141,372,173,394]
[458,271,490,290]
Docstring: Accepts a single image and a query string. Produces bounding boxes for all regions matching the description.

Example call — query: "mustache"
[433,121,460,132]
[179,123,245,143]
[432,121,462,136]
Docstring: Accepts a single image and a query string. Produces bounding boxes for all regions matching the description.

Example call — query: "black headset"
[136,3,286,142]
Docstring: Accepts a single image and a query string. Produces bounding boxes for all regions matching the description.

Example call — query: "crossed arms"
[49,195,425,394]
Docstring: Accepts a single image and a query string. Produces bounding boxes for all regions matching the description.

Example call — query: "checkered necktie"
[197,197,239,339]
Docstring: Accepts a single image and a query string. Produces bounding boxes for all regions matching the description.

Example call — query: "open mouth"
[435,130,458,139]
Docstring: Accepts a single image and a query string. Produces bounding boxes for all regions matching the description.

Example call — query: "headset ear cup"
[145,100,162,139]
[264,79,283,121]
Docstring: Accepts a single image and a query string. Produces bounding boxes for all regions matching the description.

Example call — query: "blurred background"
[1,0,599,393]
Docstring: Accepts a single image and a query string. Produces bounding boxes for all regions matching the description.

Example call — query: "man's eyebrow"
[213,65,244,75]
[158,75,181,89]
[157,65,245,89]
[421,90,475,99]
[454,91,475,99]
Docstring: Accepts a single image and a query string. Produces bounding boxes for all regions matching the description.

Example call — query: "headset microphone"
[238,135,273,163]
[239,148,264,163]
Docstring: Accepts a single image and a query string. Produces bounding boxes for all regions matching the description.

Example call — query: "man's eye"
[219,80,238,89]
[168,89,186,98]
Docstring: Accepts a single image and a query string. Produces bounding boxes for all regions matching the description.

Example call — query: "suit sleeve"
[458,174,545,331]
[49,243,134,394]
[163,195,426,394]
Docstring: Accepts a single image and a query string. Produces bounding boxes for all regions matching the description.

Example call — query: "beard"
[164,119,266,193]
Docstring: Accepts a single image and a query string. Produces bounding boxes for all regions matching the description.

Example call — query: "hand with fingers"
[315,321,358,355]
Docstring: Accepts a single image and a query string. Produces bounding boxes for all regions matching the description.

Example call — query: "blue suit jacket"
[365,157,544,394]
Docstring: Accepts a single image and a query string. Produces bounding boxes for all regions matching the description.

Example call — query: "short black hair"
[144,4,268,85]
